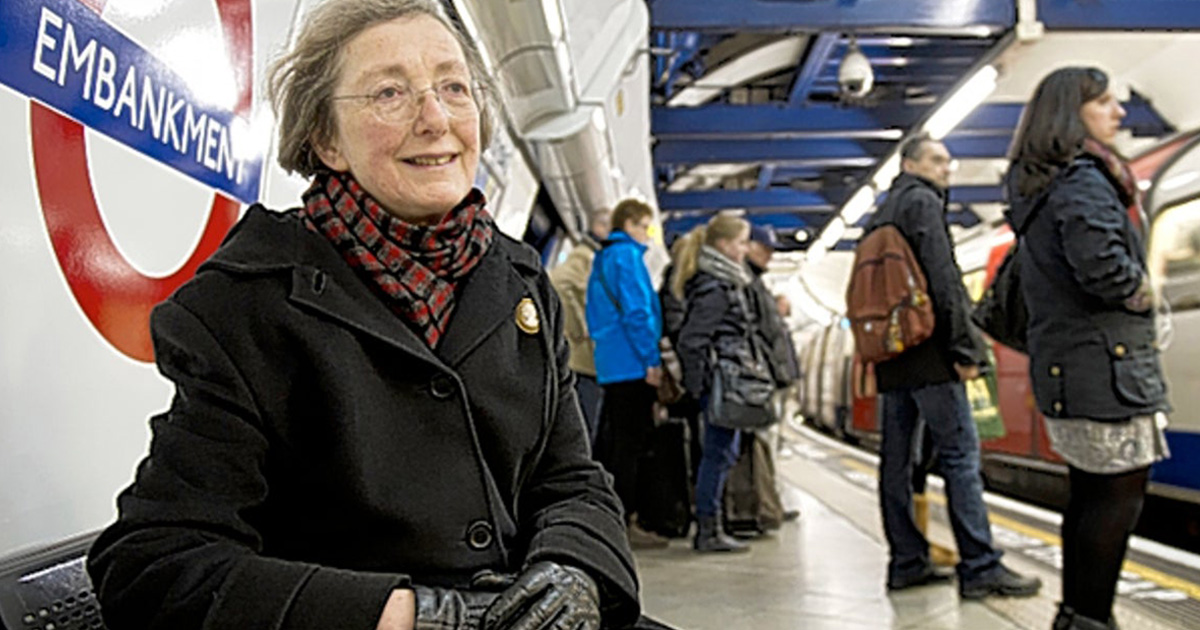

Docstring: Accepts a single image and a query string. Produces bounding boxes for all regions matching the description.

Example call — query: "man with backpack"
[860,134,1041,598]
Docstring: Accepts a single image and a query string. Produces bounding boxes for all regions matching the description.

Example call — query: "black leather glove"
[414,585,500,630]
[482,561,601,630]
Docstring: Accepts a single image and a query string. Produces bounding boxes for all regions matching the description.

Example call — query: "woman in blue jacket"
[586,199,665,548]
[1007,67,1170,630]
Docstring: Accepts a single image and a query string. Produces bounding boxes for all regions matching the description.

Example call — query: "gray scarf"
[698,245,753,288]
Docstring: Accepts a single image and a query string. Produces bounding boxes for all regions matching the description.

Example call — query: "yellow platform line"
[834,455,1200,601]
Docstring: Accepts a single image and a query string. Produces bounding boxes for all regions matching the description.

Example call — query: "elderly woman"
[1007,67,1170,630]
[86,1,640,629]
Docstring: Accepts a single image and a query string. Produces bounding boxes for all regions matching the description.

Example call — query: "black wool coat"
[1008,155,1169,420]
[865,173,987,392]
[87,207,639,630]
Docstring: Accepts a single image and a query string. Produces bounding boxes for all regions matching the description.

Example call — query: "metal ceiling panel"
[658,189,835,212]
[1037,0,1200,30]
[650,0,1015,32]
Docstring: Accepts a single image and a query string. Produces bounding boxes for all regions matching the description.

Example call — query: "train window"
[1148,197,1200,311]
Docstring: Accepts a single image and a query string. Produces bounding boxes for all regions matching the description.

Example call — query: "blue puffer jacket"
[586,232,662,384]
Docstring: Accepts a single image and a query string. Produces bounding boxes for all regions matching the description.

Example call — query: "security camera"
[838,41,874,98]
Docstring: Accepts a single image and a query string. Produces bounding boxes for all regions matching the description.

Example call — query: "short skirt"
[1044,412,1170,475]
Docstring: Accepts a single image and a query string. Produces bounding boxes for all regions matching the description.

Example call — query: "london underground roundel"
[30,0,253,363]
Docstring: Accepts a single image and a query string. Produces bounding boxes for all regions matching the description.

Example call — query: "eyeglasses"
[330,79,480,124]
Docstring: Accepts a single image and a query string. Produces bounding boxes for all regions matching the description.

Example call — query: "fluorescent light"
[819,217,846,246]
[872,154,901,189]
[806,245,827,264]
[924,65,998,140]
[1159,171,1200,193]
[841,185,876,226]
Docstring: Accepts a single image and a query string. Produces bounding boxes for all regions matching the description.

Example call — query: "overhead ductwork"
[454,0,651,234]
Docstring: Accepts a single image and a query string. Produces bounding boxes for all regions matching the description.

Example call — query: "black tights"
[1061,465,1150,621]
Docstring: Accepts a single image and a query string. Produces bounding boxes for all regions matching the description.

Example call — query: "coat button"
[466,521,494,550]
[312,270,327,295]
[1114,344,1127,357]
[1049,365,1061,377]
[429,374,456,400]
[1053,401,1063,413]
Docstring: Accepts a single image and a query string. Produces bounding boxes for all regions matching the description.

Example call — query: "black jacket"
[748,262,799,384]
[87,207,639,629]
[865,173,986,392]
[677,272,756,398]
[659,264,686,347]
[1008,155,1169,420]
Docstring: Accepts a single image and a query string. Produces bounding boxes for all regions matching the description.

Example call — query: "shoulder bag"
[706,287,778,431]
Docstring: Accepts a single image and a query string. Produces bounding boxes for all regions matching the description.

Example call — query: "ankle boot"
[1068,613,1118,630]
[693,515,749,553]
[1053,604,1075,630]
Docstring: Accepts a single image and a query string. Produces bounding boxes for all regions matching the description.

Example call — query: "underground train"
[797,130,1200,549]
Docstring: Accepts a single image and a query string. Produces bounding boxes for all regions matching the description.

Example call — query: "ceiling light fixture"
[923,65,998,140]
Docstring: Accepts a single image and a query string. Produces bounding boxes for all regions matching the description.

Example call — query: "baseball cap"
[749,224,779,248]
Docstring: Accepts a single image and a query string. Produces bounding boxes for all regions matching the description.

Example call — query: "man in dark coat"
[864,134,1040,599]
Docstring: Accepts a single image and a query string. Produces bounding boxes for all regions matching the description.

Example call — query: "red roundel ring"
[31,0,251,362]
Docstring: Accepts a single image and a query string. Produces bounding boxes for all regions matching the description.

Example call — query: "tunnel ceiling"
[647,0,1175,252]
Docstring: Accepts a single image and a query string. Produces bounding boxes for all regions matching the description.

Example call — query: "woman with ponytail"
[1007,67,1170,630]
[674,214,756,553]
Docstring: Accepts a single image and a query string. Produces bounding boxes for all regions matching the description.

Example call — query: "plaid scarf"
[1082,137,1145,234]
[301,170,495,348]
[698,245,752,288]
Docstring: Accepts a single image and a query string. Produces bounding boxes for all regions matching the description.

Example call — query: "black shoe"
[886,566,954,591]
[726,519,768,539]
[959,564,1042,600]
[693,516,749,553]
[1053,604,1076,630]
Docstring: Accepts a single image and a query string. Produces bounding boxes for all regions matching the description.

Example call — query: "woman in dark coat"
[672,215,757,554]
[1007,67,1170,630]
[85,2,639,629]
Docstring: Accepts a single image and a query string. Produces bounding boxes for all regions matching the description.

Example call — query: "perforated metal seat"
[0,533,105,630]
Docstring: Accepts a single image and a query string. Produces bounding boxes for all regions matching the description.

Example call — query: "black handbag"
[970,193,1046,353]
[706,289,778,431]
[971,242,1029,352]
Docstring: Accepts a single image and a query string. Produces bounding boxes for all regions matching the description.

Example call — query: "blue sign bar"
[0,0,263,204]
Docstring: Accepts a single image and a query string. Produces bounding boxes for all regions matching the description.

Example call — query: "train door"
[804,326,830,426]
[1144,134,1200,496]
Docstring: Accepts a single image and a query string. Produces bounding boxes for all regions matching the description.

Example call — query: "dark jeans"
[574,372,604,447]
[1062,465,1149,621]
[594,380,657,521]
[694,415,741,518]
[878,381,1003,583]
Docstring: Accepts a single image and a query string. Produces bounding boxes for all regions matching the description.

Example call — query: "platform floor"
[634,423,1200,630]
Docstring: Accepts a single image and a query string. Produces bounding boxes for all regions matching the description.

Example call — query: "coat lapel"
[436,244,528,367]
[282,215,443,367]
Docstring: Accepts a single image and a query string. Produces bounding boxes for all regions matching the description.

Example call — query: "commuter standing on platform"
[722,225,800,536]
[86,2,648,629]
[867,134,1041,598]
[587,198,669,549]
[1007,67,1170,630]
[673,214,757,554]
[550,210,613,445]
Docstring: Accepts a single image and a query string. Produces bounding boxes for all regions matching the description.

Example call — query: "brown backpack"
[845,225,935,363]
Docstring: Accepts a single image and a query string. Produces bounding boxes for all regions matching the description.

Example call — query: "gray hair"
[900,132,937,162]
[267,0,497,176]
